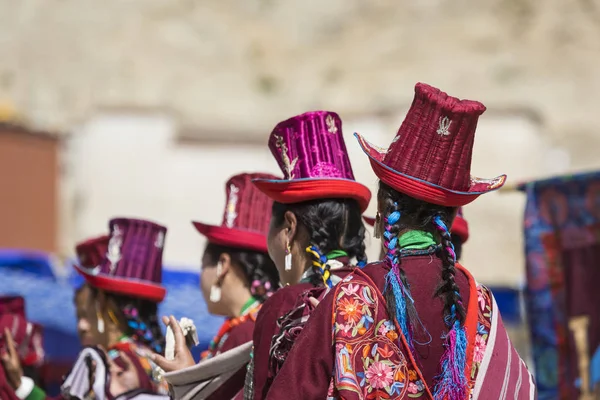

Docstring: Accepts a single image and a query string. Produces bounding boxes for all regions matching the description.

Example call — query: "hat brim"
[363,216,376,227]
[354,133,506,207]
[252,178,371,213]
[73,264,166,303]
[192,222,268,253]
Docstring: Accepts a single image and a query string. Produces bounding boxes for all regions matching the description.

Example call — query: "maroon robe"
[265,257,534,399]
[206,318,256,400]
[251,264,355,400]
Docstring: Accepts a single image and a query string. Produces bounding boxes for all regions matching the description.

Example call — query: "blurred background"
[1,1,600,398]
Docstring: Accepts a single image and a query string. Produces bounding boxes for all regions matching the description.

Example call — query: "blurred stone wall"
[2,0,600,284]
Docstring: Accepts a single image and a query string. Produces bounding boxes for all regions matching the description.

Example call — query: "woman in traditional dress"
[265,83,536,399]
[153,173,281,399]
[2,218,171,399]
[245,111,372,400]
[73,235,109,347]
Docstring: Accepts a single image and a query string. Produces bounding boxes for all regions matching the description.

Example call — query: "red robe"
[251,264,355,400]
[205,318,256,400]
[265,257,535,399]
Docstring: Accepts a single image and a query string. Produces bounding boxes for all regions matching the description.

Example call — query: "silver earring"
[209,285,221,302]
[285,241,292,271]
[96,303,105,334]
[210,262,223,302]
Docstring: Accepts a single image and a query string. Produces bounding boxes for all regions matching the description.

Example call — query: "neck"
[226,291,253,318]
[106,324,125,347]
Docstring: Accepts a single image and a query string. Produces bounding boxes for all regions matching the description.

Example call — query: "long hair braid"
[432,214,468,400]
[382,199,413,345]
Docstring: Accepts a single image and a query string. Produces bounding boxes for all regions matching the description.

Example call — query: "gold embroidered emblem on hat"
[326,114,338,134]
[274,135,298,180]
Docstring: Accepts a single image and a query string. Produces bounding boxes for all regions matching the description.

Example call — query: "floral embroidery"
[329,278,426,399]
[470,285,493,381]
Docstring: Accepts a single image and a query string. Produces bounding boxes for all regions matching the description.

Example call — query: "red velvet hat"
[356,83,506,207]
[0,297,45,367]
[0,296,25,317]
[74,218,167,302]
[193,173,278,253]
[253,111,372,212]
[75,235,109,268]
[363,207,469,243]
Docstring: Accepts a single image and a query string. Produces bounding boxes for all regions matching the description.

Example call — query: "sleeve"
[264,290,335,400]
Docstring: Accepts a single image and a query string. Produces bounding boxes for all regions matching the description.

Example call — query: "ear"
[284,211,298,243]
[217,252,232,280]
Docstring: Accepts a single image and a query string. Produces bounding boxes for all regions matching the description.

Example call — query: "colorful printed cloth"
[521,171,600,399]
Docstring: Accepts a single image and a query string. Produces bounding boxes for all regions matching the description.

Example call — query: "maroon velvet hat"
[75,235,110,268]
[364,207,469,243]
[193,173,278,253]
[0,314,45,367]
[0,296,25,317]
[356,83,506,207]
[74,218,167,302]
[253,111,372,212]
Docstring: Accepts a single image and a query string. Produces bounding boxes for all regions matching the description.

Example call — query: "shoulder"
[257,283,313,319]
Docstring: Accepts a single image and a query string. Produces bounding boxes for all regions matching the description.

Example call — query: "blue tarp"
[0,250,223,361]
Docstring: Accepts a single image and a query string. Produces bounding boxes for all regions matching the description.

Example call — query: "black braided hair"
[90,287,165,353]
[271,198,367,287]
[377,182,464,332]
[378,182,468,398]
[203,243,280,302]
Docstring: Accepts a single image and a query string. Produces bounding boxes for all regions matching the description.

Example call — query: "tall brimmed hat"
[75,235,110,268]
[356,83,506,207]
[193,173,278,253]
[0,296,25,317]
[364,207,469,243]
[253,111,372,212]
[74,218,167,302]
[0,296,45,367]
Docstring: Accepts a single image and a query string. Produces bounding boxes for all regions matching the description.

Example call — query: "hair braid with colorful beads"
[432,214,468,400]
[271,198,367,287]
[378,182,467,399]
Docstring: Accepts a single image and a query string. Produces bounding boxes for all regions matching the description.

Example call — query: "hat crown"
[384,83,486,192]
[221,173,278,234]
[98,218,166,286]
[268,111,356,181]
[75,235,109,268]
[0,296,25,318]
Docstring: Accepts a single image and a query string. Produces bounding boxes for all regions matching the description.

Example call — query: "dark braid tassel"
[432,214,468,400]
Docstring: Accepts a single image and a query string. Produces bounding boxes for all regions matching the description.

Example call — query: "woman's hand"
[0,328,23,390]
[151,316,195,373]
[96,347,141,396]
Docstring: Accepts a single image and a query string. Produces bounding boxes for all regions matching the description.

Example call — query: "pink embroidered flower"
[478,288,486,310]
[365,361,393,389]
[378,323,389,336]
[474,334,487,363]
[407,382,418,394]
[341,283,360,296]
